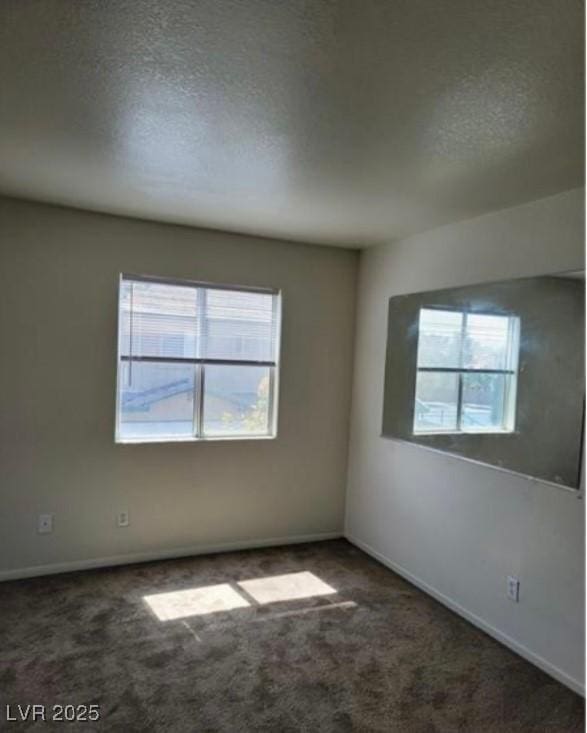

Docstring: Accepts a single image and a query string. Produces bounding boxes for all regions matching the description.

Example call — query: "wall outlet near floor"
[507,575,520,602]
[117,510,130,528]
[37,513,53,534]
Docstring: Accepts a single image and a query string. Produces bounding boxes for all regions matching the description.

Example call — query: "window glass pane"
[118,362,195,439]
[461,373,511,431]
[202,289,276,362]
[116,278,281,443]
[414,371,459,432]
[463,314,517,370]
[203,365,271,436]
[416,309,463,368]
[120,281,198,358]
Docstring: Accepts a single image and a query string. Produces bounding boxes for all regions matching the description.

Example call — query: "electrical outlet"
[507,575,520,602]
[37,514,53,534]
[117,510,130,528]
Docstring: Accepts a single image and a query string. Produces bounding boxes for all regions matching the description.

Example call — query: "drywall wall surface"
[346,188,585,692]
[0,197,357,575]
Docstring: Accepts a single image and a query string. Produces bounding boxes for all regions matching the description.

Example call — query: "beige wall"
[346,188,585,693]
[0,197,357,576]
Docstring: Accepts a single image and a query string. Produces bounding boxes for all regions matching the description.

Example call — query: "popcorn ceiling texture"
[0,540,583,731]
[0,0,583,246]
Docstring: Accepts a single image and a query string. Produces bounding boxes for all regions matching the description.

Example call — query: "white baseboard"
[345,533,585,697]
[0,531,342,583]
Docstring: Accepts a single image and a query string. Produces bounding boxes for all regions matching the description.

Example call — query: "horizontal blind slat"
[120,278,278,363]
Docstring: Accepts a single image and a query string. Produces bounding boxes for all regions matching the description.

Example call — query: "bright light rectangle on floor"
[237,571,336,604]
[144,583,250,621]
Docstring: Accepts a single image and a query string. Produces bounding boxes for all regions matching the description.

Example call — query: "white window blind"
[116,276,280,442]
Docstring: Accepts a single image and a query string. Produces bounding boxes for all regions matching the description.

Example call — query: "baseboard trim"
[346,533,585,697]
[0,531,343,583]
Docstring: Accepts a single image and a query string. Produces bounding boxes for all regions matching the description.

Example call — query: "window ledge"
[115,434,277,445]
[413,429,515,437]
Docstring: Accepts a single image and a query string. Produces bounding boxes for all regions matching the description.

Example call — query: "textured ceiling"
[0,0,583,247]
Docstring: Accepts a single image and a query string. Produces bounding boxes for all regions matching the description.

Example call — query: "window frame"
[115,273,282,444]
[413,306,520,436]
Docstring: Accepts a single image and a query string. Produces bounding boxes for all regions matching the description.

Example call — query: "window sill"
[413,429,515,436]
[115,434,277,445]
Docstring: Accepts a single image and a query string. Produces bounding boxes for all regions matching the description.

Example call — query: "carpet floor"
[0,540,583,732]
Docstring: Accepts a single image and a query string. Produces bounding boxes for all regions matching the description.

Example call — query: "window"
[413,308,520,435]
[116,276,281,442]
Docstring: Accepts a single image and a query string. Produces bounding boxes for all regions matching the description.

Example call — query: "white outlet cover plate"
[117,512,129,527]
[507,576,520,602]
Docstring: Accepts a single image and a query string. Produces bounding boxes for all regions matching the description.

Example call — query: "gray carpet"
[0,540,583,731]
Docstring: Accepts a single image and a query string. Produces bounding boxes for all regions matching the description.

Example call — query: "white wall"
[346,188,585,693]
[0,197,357,578]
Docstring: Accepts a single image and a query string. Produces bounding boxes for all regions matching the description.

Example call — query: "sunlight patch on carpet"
[238,571,337,604]
[144,583,250,621]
